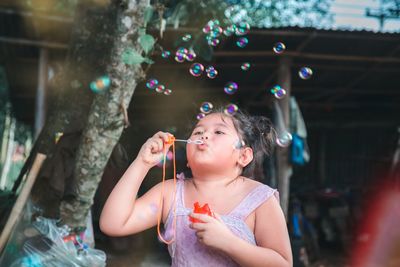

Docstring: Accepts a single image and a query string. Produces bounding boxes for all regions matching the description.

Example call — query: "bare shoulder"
[240,177,269,191]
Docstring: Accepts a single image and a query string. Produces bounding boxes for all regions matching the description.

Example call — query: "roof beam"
[0,36,68,49]
[213,50,400,64]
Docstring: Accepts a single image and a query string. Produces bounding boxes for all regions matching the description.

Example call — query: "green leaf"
[138,27,146,36]
[143,6,154,26]
[139,34,155,54]
[143,58,154,64]
[121,48,145,65]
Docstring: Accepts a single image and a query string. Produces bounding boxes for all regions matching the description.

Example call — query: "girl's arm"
[99,131,173,236]
[222,196,293,267]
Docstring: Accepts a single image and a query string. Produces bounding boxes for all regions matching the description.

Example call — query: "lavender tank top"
[163,176,279,267]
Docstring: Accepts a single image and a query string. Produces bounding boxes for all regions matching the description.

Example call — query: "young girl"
[100,109,293,267]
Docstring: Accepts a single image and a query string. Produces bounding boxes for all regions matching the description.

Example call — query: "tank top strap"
[229,184,279,220]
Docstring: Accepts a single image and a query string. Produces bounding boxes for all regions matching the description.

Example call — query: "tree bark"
[31,1,120,215]
[59,0,149,229]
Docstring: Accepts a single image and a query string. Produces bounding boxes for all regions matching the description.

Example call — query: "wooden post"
[276,56,292,219]
[0,153,46,253]
[34,48,48,139]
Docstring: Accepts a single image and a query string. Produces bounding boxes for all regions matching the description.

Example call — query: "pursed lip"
[197,142,208,150]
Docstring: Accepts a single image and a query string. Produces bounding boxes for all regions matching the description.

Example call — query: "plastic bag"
[13,216,106,267]
[0,202,106,267]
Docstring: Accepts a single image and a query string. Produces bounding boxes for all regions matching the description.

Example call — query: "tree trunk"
[31,1,121,216]
[59,0,149,229]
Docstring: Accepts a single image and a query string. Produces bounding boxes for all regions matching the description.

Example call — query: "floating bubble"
[203,24,212,34]
[270,85,281,94]
[200,102,213,114]
[298,67,313,80]
[175,55,185,63]
[205,66,214,72]
[196,113,206,120]
[182,34,192,42]
[224,104,239,115]
[276,131,292,147]
[236,37,248,48]
[90,75,111,93]
[146,78,158,90]
[223,25,236,36]
[177,47,188,54]
[155,84,166,93]
[207,38,220,47]
[269,85,287,99]
[164,89,172,95]
[273,42,286,54]
[210,26,223,38]
[175,47,188,63]
[224,82,238,95]
[185,51,196,61]
[235,22,250,36]
[274,88,287,99]
[206,66,218,79]
[161,51,171,58]
[241,62,251,71]
[189,63,205,77]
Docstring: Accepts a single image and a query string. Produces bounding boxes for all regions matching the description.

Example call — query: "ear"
[238,147,253,168]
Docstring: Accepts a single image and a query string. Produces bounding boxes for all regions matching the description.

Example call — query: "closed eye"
[193,131,203,135]
[215,130,225,134]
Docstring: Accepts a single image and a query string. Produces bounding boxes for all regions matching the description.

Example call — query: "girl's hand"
[136,131,173,168]
[189,212,237,252]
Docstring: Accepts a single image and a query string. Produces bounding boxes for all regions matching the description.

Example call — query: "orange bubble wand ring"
[156,136,204,244]
[156,136,177,244]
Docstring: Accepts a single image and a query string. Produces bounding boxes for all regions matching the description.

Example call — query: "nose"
[200,132,209,140]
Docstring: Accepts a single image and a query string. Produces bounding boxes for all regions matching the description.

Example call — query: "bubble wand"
[156,135,203,244]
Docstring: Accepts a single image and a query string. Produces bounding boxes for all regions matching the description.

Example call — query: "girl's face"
[186,113,242,172]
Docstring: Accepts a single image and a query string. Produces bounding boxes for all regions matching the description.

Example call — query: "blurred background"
[0,0,399,266]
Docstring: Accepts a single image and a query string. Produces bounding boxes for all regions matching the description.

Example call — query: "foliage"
[159,0,334,28]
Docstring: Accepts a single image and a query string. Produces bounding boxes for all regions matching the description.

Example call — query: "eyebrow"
[194,123,230,129]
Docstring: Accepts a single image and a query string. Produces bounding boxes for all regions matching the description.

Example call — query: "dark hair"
[210,107,276,179]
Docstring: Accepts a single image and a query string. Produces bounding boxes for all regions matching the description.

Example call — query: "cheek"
[186,146,194,159]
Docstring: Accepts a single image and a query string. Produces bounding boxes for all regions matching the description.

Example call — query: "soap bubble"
[189,63,205,77]
[164,89,172,95]
[185,51,196,61]
[274,88,286,99]
[298,67,313,80]
[235,22,250,36]
[210,26,223,38]
[270,85,281,94]
[161,51,171,58]
[90,75,111,93]
[224,82,238,95]
[146,78,158,90]
[223,25,236,36]
[155,84,165,93]
[273,42,286,54]
[270,85,287,99]
[175,47,188,63]
[207,38,220,47]
[224,104,239,115]
[205,66,218,79]
[200,102,213,114]
[276,131,292,147]
[196,113,206,120]
[241,62,251,71]
[182,34,192,42]
[236,37,248,48]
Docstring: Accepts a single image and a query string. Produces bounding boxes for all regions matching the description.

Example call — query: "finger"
[149,140,162,153]
[196,231,204,239]
[190,222,207,231]
[189,213,214,223]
